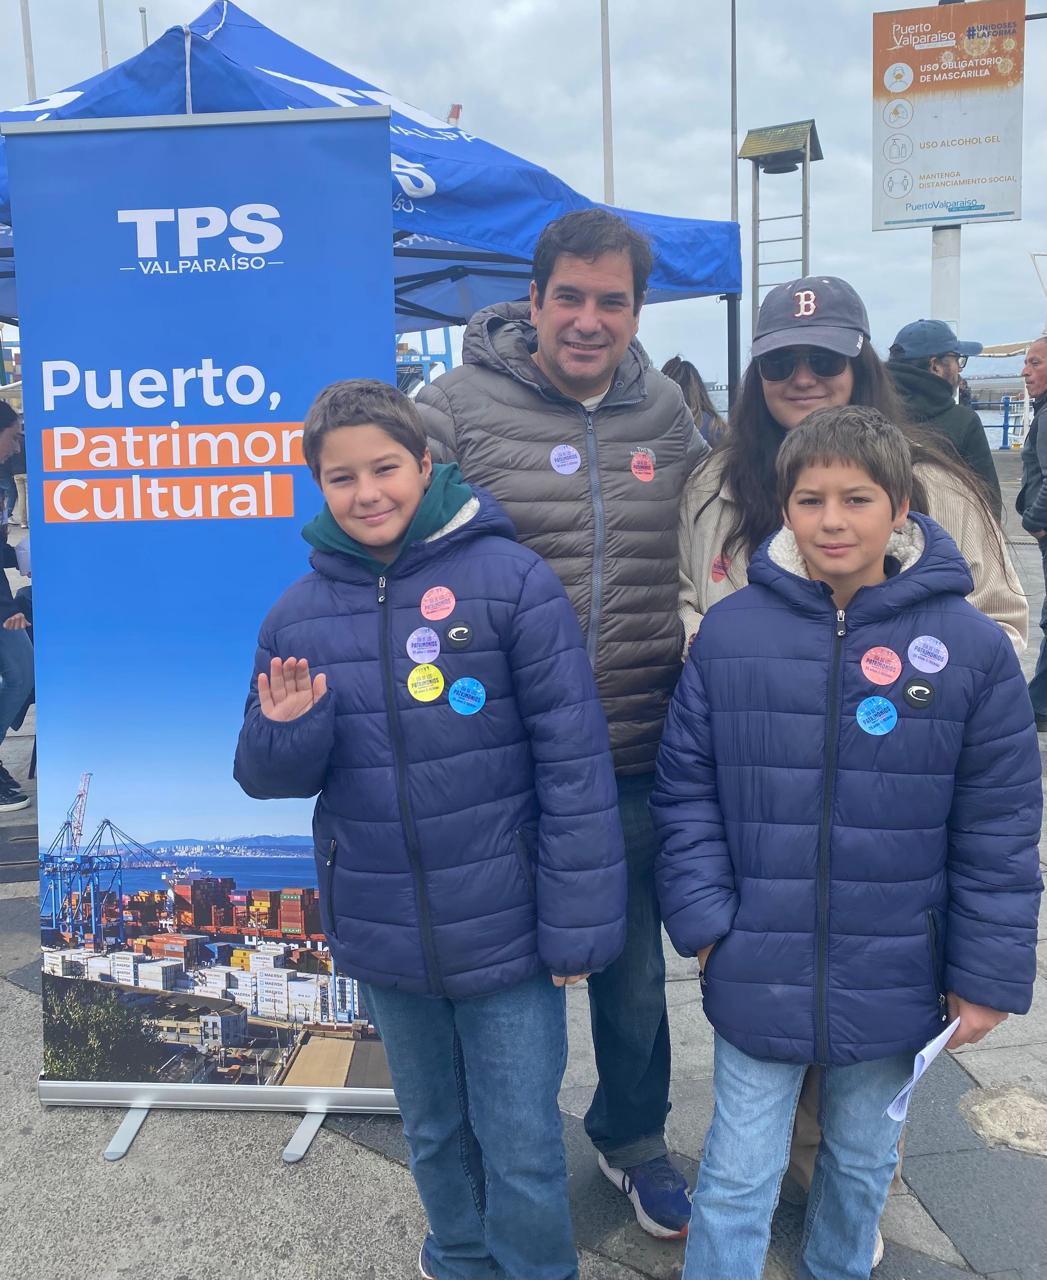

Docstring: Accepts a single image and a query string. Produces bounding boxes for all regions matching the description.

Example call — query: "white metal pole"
[751,163,760,337]
[600,0,615,205]
[139,7,149,49]
[19,0,37,101]
[930,226,961,332]
[98,0,110,70]
[801,134,811,275]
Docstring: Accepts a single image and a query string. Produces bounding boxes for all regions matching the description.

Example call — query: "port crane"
[39,773,174,950]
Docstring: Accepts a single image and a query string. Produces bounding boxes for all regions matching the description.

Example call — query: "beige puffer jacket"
[679,452,1028,653]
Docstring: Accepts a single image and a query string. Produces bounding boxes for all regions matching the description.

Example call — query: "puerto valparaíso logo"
[116,203,284,276]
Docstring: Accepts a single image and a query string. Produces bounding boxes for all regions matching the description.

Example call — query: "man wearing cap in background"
[1016,336,1047,730]
[887,319,1002,517]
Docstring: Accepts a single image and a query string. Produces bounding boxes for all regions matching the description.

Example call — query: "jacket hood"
[461,299,652,404]
[747,511,974,624]
[888,360,958,421]
[309,486,516,586]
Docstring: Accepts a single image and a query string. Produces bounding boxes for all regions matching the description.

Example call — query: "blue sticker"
[448,677,486,716]
[856,695,898,736]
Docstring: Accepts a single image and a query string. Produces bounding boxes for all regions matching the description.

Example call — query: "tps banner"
[4,109,398,1110]
[872,0,1025,231]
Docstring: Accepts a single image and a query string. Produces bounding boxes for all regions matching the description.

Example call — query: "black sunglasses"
[757,349,850,382]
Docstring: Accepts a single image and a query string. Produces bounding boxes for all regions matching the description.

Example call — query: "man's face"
[529,250,640,401]
[1023,341,1047,400]
[929,352,962,390]
[0,423,20,464]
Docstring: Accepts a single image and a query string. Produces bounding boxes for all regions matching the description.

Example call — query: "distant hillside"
[144,835,313,850]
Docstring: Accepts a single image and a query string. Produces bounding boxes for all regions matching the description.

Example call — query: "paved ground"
[1,450,1045,1280]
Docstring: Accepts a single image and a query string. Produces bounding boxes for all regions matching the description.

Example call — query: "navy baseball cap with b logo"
[751,276,871,359]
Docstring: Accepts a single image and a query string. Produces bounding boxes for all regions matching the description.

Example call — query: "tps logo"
[117,204,284,277]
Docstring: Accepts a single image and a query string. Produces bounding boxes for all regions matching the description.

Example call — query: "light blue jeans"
[684,1034,911,1280]
[361,974,576,1280]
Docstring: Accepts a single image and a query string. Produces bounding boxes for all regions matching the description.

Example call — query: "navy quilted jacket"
[234,490,626,998]
[652,513,1043,1065]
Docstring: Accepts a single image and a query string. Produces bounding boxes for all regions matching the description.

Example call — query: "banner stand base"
[103,1106,150,1161]
[282,1110,327,1164]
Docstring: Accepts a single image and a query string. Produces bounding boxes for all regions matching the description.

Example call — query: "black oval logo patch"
[903,678,934,709]
[445,623,473,650]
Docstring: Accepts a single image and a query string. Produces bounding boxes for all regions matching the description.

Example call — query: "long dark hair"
[662,356,727,442]
[714,343,1000,564]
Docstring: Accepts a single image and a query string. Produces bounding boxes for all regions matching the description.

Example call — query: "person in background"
[0,401,21,524]
[1015,336,1047,730]
[417,209,705,1239]
[0,404,33,811]
[886,318,1001,517]
[662,356,727,445]
[655,406,1043,1280]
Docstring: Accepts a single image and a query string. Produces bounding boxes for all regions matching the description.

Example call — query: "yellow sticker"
[407,663,444,703]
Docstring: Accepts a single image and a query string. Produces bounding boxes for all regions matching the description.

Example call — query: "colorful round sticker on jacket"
[861,646,902,686]
[550,444,582,475]
[406,627,441,663]
[407,663,444,703]
[908,635,949,674]
[420,586,456,621]
[448,677,487,716]
[711,552,731,584]
[856,696,898,736]
[630,448,655,482]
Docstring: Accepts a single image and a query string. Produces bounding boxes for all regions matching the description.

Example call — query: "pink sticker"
[711,552,731,584]
[550,444,582,475]
[420,586,456,621]
[631,449,655,482]
[861,646,902,686]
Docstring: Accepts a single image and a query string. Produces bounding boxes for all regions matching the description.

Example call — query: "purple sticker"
[406,627,441,663]
[549,444,582,475]
[908,635,948,674]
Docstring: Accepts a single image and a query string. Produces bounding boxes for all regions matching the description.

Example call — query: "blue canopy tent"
[0,0,740,338]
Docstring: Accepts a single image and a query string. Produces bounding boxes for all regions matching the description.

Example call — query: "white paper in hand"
[885,1017,961,1122]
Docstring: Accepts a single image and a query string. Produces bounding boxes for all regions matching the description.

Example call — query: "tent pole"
[727,295,741,410]
[600,0,615,204]
[19,0,37,101]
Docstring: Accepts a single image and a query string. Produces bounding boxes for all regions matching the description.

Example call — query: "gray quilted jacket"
[416,301,708,773]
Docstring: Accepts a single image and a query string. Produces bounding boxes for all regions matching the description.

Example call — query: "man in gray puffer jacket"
[416,209,708,1239]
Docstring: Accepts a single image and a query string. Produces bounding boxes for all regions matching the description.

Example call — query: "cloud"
[1,0,1043,379]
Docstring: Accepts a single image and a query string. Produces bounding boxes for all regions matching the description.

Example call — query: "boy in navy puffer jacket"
[652,406,1042,1280]
[235,380,626,1280]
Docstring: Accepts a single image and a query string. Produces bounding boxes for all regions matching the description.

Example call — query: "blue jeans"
[0,627,33,744]
[584,772,671,1166]
[361,975,576,1280]
[683,1035,911,1280]
[1028,540,1047,717]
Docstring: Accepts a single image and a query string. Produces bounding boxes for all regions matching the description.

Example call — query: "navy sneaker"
[598,1152,692,1239]
[418,1239,436,1279]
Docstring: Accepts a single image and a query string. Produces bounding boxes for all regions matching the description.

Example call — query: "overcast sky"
[1,0,1044,384]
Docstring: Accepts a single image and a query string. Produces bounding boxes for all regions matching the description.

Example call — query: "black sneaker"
[0,761,19,791]
[0,782,29,812]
